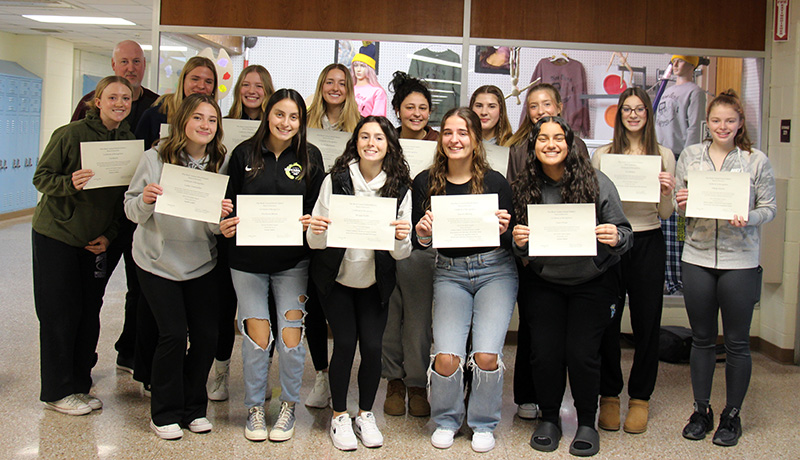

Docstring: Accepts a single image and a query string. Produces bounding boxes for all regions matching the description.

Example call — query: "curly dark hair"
[389,71,432,112]
[330,116,412,198]
[512,116,598,225]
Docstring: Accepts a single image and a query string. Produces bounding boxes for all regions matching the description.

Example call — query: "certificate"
[527,203,597,256]
[159,123,170,140]
[307,128,350,170]
[236,195,303,246]
[80,139,144,189]
[685,170,750,220]
[221,119,260,153]
[431,194,499,248]
[154,163,229,224]
[400,139,437,178]
[483,142,510,178]
[600,154,662,203]
[327,194,397,251]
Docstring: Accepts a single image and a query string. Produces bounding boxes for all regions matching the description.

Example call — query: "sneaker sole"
[189,425,212,433]
[472,441,496,453]
[269,427,295,442]
[207,393,229,402]
[150,421,183,440]
[44,402,91,416]
[431,434,454,449]
[85,400,103,411]
[245,428,268,442]
[330,428,357,451]
[305,398,331,409]
[517,410,539,420]
[355,430,383,448]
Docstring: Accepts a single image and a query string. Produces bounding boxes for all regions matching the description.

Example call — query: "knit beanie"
[352,43,377,70]
[671,55,700,68]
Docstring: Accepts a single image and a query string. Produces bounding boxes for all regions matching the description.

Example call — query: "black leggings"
[305,277,329,371]
[682,262,760,410]
[320,282,388,413]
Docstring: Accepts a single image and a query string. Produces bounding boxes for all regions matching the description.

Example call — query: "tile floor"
[2,216,799,459]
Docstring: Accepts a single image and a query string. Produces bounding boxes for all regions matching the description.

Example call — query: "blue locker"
[0,61,41,214]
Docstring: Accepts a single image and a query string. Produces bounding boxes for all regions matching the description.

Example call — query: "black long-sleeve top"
[412,169,514,258]
[225,140,325,274]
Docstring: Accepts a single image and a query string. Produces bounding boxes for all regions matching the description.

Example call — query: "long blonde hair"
[307,63,361,133]
[155,56,218,125]
[158,94,226,173]
[226,65,275,120]
[507,83,562,148]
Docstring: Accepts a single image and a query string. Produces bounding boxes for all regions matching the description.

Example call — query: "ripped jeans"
[231,259,309,408]
[429,248,517,432]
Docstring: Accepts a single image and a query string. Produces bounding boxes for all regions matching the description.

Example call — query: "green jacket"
[32,110,135,247]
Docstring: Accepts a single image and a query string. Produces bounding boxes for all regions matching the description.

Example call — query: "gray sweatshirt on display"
[655,82,706,158]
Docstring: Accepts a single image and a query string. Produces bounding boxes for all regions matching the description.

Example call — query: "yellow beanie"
[352,53,376,70]
[671,55,700,68]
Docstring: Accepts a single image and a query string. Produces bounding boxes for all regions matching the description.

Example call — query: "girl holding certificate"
[414,107,516,453]
[511,116,632,457]
[207,65,276,403]
[307,116,412,451]
[32,75,134,416]
[136,56,218,148]
[675,90,775,447]
[219,89,325,442]
[307,63,362,133]
[505,83,591,421]
[380,71,438,418]
[125,94,232,440]
[590,87,676,434]
[226,65,275,120]
[469,85,513,146]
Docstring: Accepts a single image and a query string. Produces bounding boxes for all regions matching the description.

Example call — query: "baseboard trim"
[0,208,34,221]
[752,337,794,364]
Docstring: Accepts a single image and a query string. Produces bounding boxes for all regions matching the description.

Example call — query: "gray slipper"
[569,425,600,457]
[530,421,561,452]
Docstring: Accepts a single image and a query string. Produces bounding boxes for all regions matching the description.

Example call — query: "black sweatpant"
[32,230,109,402]
[519,267,619,427]
[513,259,538,405]
[600,229,665,400]
[320,282,388,413]
[105,218,140,361]
[213,236,238,362]
[137,267,219,426]
[682,262,760,410]
[305,277,329,371]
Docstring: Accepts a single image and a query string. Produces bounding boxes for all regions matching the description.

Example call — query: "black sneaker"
[682,404,714,440]
[712,407,742,447]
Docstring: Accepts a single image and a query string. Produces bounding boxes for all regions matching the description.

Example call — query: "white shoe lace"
[274,403,294,430]
[62,394,87,408]
[249,407,266,431]
[358,412,380,435]
[211,371,228,392]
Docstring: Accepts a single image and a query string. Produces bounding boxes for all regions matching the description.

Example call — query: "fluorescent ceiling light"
[22,15,135,25]
[141,45,189,52]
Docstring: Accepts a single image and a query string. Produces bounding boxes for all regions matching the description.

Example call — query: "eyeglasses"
[621,106,647,116]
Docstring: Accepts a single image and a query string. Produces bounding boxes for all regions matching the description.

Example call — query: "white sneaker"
[188,417,213,433]
[471,431,496,452]
[245,406,268,442]
[269,402,296,442]
[150,420,183,440]
[43,394,92,416]
[431,427,456,449]
[517,403,540,420]
[76,393,103,410]
[330,413,357,451]
[207,359,230,401]
[305,371,331,408]
[354,411,383,448]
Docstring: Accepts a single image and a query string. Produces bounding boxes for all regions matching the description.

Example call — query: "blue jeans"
[231,259,309,408]
[429,248,518,433]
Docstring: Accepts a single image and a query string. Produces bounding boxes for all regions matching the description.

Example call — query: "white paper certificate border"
[235,195,303,247]
[527,203,597,257]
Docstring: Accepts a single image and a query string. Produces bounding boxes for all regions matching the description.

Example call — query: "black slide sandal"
[569,425,600,457]
[530,421,562,452]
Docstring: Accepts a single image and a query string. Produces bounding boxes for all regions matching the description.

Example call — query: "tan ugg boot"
[407,386,430,417]
[383,379,406,416]
[623,399,649,434]
[598,396,621,431]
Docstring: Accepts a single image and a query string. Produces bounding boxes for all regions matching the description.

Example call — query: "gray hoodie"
[675,142,776,269]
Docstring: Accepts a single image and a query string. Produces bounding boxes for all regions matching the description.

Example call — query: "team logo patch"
[284,162,302,180]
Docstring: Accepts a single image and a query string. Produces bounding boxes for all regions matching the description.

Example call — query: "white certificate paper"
[528,203,597,256]
[600,154,662,203]
[685,170,750,220]
[154,163,229,224]
[222,119,260,153]
[400,139,437,178]
[159,123,170,140]
[483,142,510,178]
[236,195,303,246]
[327,194,397,251]
[307,128,351,170]
[80,139,144,189]
[431,194,499,248]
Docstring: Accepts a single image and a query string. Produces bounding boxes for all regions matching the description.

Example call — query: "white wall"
[72,49,112,109]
